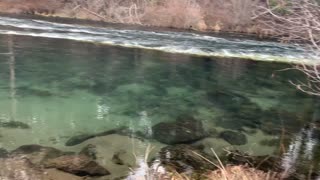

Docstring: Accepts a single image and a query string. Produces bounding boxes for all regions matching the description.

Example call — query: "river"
[0,15,319,179]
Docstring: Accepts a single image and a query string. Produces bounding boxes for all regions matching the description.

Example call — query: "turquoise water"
[0,16,319,179]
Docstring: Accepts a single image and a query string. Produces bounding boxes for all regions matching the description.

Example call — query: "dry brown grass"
[147,165,280,180]
[203,148,280,180]
[142,0,207,30]
[61,0,149,23]
[0,0,62,14]
[145,148,281,180]
[207,165,280,180]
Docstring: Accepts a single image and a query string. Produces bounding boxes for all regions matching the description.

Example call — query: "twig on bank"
[79,6,107,20]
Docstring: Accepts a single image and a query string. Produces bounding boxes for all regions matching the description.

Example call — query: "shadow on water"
[0,34,319,179]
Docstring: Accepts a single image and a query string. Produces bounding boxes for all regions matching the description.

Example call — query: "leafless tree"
[255,0,320,96]
[65,0,150,23]
[231,0,259,26]
[289,64,320,96]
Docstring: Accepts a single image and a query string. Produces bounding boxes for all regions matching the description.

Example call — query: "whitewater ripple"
[0,16,318,64]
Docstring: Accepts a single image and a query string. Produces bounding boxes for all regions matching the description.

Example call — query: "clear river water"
[0,15,319,179]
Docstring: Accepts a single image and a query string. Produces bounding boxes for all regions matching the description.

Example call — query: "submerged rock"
[0,157,46,179]
[0,157,84,180]
[9,144,110,177]
[10,144,72,165]
[44,154,110,176]
[17,86,55,97]
[90,80,110,95]
[152,115,208,144]
[44,169,84,180]
[0,148,8,158]
[155,144,216,173]
[209,90,264,130]
[79,144,97,160]
[112,150,126,165]
[0,121,30,129]
[65,126,128,146]
[207,90,251,111]
[66,134,96,146]
[219,131,247,145]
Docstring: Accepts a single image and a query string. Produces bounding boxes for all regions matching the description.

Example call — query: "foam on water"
[0,16,318,64]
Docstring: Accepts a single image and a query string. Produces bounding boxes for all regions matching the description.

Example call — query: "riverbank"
[0,0,279,38]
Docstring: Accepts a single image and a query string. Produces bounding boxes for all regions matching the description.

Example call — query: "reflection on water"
[0,34,318,179]
[281,102,320,178]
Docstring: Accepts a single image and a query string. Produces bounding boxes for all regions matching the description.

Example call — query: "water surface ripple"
[0,16,317,64]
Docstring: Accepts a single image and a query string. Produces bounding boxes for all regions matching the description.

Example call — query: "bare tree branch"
[257,0,320,96]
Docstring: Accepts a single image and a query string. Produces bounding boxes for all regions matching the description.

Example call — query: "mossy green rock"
[219,130,247,145]
[152,115,208,144]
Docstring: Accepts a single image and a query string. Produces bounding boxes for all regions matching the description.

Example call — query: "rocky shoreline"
[0,113,313,179]
[0,138,297,180]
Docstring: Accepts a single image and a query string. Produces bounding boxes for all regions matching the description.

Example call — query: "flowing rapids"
[0,16,317,64]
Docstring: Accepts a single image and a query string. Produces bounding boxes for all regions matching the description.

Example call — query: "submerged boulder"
[7,144,110,178]
[0,120,30,129]
[66,134,96,146]
[10,144,71,165]
[209,90,264,130]
[0,148,8,158]
[79,144,97,160]
[152,115,208,144]
[0,157,46,180]
[0,157,84,180]
[44,169,84,180]
[219,130,247,145]
[44,154,110,176]
[17,86,55,97]
[65,126,128,146]
[207,90,251,111]
[112,150,125,165]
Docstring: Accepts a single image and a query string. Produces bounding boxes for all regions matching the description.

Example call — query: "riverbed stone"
[66,134,96,146]
[65,126,128,146]
[209,90,264,130]
[44,154,110,176]
[0,157,46,180]
[72,134,165,179]
[17,86,55,97]
[0,148,8,158]
[0,157,84,180]
[79,144,97,160]
[152,115,208,144]
[207,90,252,111]
[10,144,72,165]
[219,130,247,145]
[44,169,84,180]
[0,120,30,129]
[112,150,126,165]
